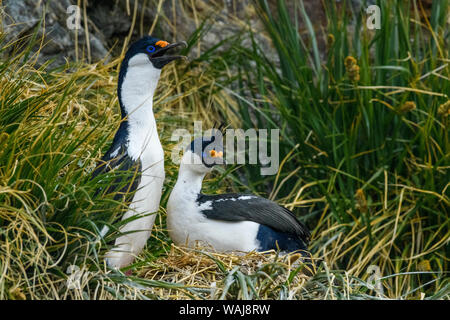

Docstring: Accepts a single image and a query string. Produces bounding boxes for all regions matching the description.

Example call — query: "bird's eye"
[146,45,156,53]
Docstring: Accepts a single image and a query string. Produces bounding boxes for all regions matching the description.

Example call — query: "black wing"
[91,136,141,200]
[197,193,310,244]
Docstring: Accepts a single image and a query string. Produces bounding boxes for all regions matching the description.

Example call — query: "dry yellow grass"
[1,0,448,300]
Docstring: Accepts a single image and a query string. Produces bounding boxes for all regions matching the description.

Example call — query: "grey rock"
[1,0,109,66]
[0,0,343,67]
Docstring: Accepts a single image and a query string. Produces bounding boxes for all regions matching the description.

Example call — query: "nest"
[136,244,317,299]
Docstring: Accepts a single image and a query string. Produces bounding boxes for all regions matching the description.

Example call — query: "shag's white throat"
[121,54,162,160]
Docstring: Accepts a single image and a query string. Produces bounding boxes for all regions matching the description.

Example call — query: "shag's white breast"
[167,191,261,252]
[106,52,165,266]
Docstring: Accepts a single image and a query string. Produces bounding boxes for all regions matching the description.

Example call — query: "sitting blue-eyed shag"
[167,132,310,254]
[92,36,186,268]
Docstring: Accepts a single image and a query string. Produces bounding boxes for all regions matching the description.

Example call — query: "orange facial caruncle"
[155,40,169,47]
[209,150,223,158]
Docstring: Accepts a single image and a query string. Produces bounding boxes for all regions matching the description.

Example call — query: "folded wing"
[197,193,310,245]
[91,139,141,200]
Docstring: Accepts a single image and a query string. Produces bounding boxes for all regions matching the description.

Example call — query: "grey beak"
[150,41,188,68]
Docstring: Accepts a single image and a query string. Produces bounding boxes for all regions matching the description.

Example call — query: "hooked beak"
[150,41,188,68]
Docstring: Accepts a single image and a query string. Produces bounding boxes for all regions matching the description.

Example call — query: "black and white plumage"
[167,134,310,254]
[94,36,186,268]
[92,129,142,200]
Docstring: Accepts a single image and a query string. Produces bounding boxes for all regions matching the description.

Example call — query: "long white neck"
[172,151,210,200]
[174,164,206,198]
[120,53,162,160]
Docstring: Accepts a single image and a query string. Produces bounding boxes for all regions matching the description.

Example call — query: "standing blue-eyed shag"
[92,36,187,268]
[167,132,311,254]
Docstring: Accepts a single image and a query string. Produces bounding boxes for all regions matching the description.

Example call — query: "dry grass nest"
[136,243,318,299]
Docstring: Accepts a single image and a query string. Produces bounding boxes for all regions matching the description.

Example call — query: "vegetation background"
[0,0,448,299]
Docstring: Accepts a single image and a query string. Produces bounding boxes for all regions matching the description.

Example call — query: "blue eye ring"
[146,45,156,53]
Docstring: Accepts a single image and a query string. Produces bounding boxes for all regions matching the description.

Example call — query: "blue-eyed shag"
[92,36,186,268]
[167,133,310,254]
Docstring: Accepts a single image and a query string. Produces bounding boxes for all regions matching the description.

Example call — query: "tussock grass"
[223,0,449,299]
[0,12,245,300]
[0,0,449,300]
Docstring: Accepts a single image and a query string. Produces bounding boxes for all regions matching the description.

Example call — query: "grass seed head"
[345,56,360,82]
[437,100,450,118]
[399,101,417,113]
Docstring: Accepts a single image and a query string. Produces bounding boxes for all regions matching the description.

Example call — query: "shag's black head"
[188,130,224,168]
[124,36,187,69]
[117,36,187,118]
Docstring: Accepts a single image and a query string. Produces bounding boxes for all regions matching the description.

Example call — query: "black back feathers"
[197,193,310,246]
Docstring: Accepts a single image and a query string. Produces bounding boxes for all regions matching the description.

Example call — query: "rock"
[1,0,109,66]
[1,1,398,67]
[0,0,276,66]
